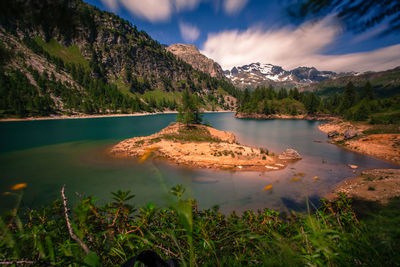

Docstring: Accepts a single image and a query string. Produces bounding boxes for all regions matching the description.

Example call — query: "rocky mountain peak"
[224,62,342,89]
[166,44,225,78]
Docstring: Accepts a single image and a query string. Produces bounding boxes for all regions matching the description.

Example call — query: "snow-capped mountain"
[224,63,345,88]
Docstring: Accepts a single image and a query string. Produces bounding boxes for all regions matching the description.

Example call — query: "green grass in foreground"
[1,185,400,266]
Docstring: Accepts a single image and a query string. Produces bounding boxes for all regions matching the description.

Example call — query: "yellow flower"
[3,192,11,195]
[296,172,305,176]
[313,176,319,180]
[11,183,27,191]
[138,147,158,164]
[263,184,273,191]
[291,177,300,182]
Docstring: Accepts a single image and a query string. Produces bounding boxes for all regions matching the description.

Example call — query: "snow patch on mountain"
[224,62,350,88]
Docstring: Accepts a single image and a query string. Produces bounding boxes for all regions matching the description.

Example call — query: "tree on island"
[177,88,203,126]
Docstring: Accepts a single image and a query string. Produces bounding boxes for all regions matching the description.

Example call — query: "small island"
[110,122,301,171]
[110,89,301,171]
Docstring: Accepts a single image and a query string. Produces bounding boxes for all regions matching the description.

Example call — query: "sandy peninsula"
[110,122,300,171]
[318,119,400,165]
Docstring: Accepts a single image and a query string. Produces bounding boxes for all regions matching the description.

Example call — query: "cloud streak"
[223,0,249,15]
[179,21,201,42]
[120,0,172,22]
[101,0,249,22]
[201,18,400,72]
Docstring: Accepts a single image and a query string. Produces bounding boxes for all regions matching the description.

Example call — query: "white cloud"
[119,0,172,22]
[174,0,202,11]
[179,21,201,42]
[101,0,204,22]
[223,0,249,15]
[201,18,400,72]
[101,0,247,22]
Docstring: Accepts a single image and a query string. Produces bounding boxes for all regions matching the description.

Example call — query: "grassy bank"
[1,185,399,266]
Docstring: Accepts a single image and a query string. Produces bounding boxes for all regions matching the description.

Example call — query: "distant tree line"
[237,86,320,115]
[237,82,400,123]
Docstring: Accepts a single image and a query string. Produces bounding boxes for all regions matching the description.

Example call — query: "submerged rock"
[279,149,302,160]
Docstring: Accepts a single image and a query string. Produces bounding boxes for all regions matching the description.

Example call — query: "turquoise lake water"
[0,113,397,214]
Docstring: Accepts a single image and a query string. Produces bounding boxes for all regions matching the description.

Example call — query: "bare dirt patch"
[328,169,400,204]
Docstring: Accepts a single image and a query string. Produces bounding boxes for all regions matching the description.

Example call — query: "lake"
[0,113,397,214]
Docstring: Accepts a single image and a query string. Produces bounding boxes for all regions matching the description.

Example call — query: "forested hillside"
[237,82,400,124]
[0,0,239,118]
[308,67,400,98]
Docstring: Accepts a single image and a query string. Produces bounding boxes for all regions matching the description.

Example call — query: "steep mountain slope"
[166,44,225,78]
[0,0,238,118]
[224,62,345,89]
[306,67,400,98]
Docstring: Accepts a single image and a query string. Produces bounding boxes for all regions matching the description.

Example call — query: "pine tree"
[360,81,375,101]
[177,89,203,126]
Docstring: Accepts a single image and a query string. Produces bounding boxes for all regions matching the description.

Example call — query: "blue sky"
[84,0,400,72]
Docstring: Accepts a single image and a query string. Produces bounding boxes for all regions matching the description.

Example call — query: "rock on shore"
[279,149,302,160]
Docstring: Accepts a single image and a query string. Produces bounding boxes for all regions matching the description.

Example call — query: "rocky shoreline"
[328,169,400,204]
[238,112,400,166]
[234,112,338,121]
[0,110,234,122]
[318,120,400,165]
[109,122,301,171]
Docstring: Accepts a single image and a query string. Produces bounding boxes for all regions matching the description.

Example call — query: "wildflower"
[138,146,158,164]
[263,184,273,191]
[3,192,11,195]
[11,183,27,191]
[296,172,305,176]
[313,176,319,180]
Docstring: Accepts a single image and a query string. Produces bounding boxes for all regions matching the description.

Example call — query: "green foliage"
[33,37,89,69]
[177,89,203,125]
[370,112,400,125]
[0,0,241,118]
[162,125,221,143]
[237,86,312,115]
[0,41,13,65]
[314,67,400,99]
[1,188,400,266]
[0,69,54,117]
[320,82,400,122]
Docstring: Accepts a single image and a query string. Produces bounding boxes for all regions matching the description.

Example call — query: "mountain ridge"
[224,62,352,89]
[0,0,238,118]
[166,43,225,79]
